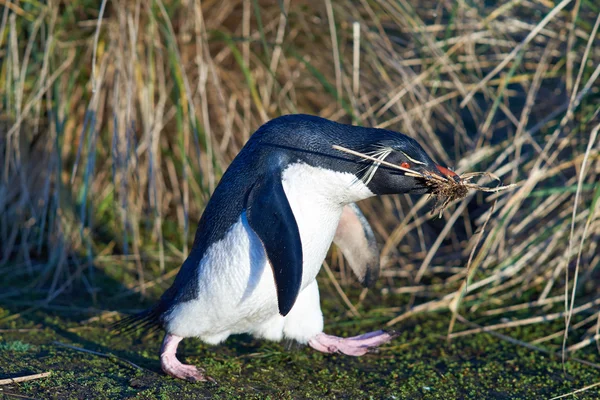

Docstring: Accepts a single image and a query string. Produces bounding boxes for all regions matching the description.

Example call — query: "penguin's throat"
[281,163,373,287]
[281,163,375,206]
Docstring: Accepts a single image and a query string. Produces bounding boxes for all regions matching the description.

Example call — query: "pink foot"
[160,333,214,383]
[308,330,398,356]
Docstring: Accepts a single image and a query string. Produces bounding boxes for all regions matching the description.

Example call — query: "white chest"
[280,163,374,287]
[165,163,374,340]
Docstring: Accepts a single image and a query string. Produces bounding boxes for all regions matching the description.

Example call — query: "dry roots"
[423,171,517,216]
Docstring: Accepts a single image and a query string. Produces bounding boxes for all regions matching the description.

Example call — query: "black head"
[247,114,459,197]
[352,131,460,196]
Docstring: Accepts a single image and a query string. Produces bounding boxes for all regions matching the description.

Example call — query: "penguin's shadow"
[182,334,274,359]
[0,262,165,376]
[45,319,163,375]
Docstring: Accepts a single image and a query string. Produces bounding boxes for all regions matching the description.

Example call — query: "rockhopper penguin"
[118,114,460,382]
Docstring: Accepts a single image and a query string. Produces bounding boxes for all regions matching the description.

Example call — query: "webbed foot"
[308,330,398,356]
[160,333,215,383]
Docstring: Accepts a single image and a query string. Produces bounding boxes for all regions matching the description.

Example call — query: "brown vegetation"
[1,0,600,371]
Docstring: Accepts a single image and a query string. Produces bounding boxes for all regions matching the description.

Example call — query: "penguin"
[117,114,460,382]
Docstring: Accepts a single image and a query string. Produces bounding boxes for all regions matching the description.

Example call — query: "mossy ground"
[1,278,600,400]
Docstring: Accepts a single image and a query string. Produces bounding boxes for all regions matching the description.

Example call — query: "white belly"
[164,163,374,342]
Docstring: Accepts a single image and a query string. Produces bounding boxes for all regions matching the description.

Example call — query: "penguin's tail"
[111,304,165,337]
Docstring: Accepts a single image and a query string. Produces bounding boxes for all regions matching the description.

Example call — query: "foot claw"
[164,362,208,382]
[384,329,400,338]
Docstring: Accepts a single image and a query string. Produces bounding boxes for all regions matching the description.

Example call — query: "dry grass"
[1,0,600,370]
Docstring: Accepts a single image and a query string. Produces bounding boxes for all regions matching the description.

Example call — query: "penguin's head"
[358,135,460,196]
[251,114,460,198]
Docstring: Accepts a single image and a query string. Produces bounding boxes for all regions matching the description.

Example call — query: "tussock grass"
[1,0,600,372]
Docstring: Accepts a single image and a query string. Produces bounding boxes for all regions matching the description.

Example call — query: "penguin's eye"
[400,162,411,169]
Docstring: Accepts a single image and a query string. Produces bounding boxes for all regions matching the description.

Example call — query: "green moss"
[1,281,599,398]
[1,305,600,399]
[0,340,34,352]
[3,282,599,398]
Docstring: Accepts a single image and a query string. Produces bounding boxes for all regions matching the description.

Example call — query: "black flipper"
[245,170,303,316]
[333,203,380,287]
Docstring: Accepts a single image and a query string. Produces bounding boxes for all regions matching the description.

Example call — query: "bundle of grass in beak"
[332,145,517,216]
[422,171,516,216]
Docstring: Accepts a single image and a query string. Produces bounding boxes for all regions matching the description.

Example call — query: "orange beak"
[435,164,461,182]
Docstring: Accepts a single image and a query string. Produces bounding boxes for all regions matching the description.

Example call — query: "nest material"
[332,145,517,215]
[425,175,470,214]
[423,171,516,216]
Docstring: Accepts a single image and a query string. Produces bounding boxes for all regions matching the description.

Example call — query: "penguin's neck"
[281,163,375,206]
[281,163,374,287]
